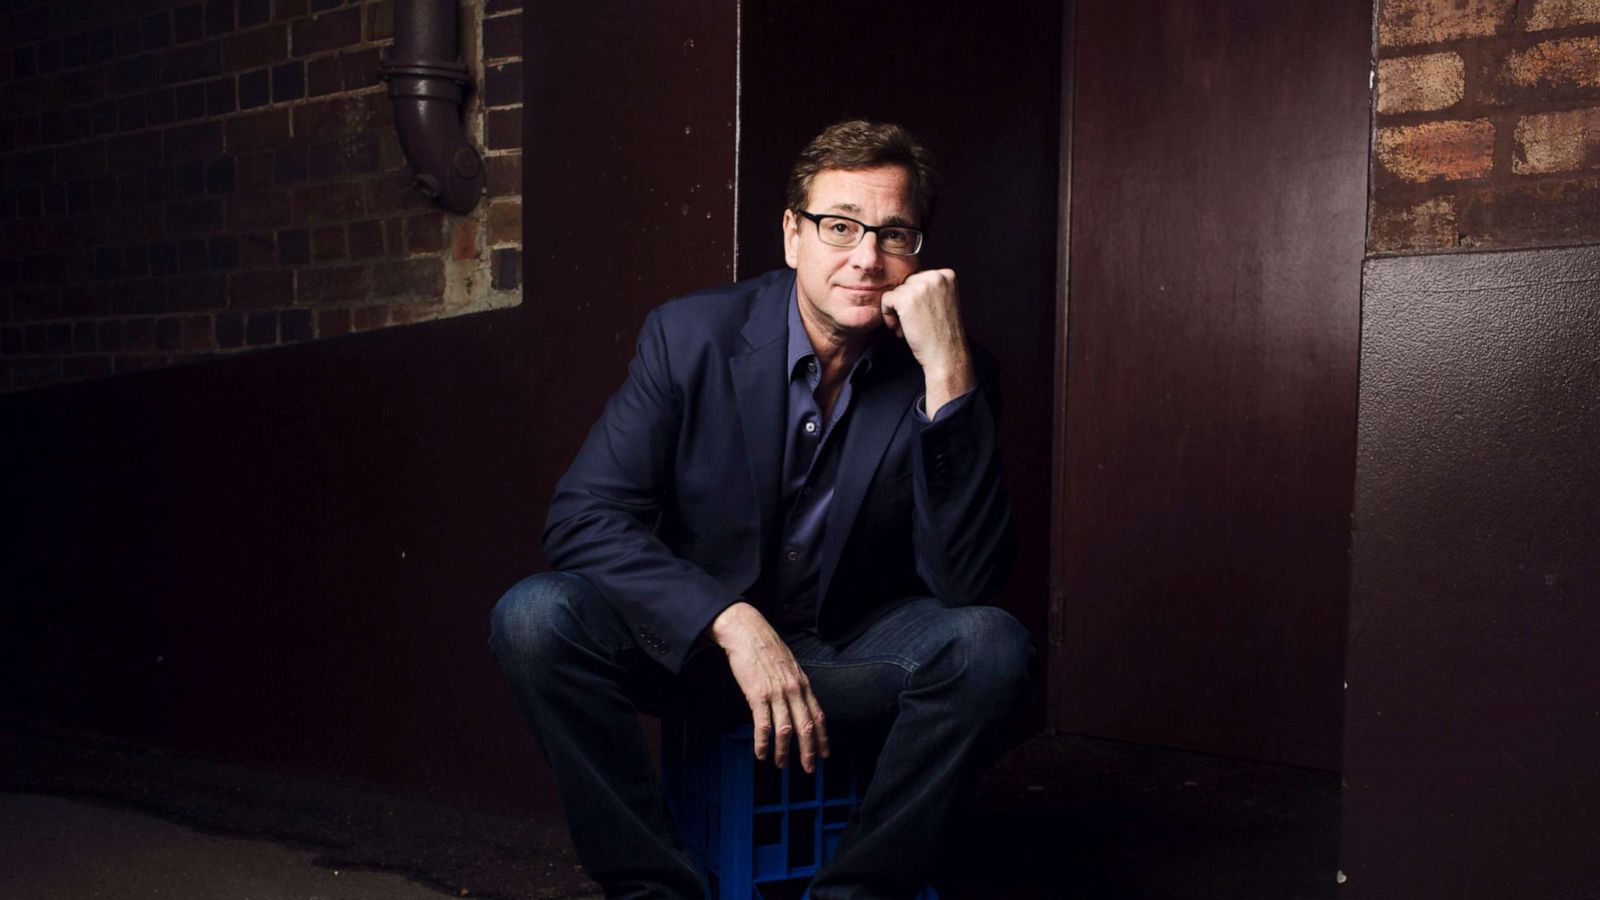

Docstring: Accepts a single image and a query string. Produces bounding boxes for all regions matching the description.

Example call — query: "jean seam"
[794,657,920,676]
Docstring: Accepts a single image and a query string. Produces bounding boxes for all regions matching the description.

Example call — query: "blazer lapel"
[815,343,920,608]
[728,272,794,550]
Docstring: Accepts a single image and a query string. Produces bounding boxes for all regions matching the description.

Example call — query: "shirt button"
[807,360,817,373]
[804,420,817,434]
[786,548,799,562]
[802,486,812,496]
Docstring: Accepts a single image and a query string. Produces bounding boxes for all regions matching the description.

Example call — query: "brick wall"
[0,0,523,392]
[1371,0,1600,253]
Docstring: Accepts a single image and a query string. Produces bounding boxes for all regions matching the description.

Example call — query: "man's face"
[783,165,921,346]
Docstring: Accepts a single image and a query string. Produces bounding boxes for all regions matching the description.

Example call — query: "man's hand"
[880,268,976,416]
[710,602,829,772]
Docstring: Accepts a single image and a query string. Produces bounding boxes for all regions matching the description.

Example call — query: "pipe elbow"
[379,0,484,217]
[388,90,484,214]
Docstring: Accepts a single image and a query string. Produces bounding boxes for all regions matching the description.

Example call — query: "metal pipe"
[378,0,484,215]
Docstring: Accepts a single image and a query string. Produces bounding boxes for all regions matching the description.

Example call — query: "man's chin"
[829,295,886,326]
[839,311,884,334]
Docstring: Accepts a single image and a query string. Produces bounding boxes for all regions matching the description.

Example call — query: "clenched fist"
[880,268,975,416]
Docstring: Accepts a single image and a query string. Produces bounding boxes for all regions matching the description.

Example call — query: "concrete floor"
[2,720,1341,899]
[1,792,475,900]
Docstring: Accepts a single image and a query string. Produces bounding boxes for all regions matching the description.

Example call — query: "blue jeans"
[489,572,1033,900]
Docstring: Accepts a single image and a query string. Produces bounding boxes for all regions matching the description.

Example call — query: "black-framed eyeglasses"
[795,210,924,257]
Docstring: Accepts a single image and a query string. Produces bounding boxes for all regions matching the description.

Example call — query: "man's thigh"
[493,571,744,721]
[784,598,1022,732]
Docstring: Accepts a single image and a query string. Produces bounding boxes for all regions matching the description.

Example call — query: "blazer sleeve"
[909,347,1016,605]
[541,308,736,673]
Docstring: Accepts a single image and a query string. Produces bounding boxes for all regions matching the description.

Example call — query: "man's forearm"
[911,369,1015,604]
[921,347,976,418]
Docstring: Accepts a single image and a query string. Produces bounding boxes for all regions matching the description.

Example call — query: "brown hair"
[785,119,939,226]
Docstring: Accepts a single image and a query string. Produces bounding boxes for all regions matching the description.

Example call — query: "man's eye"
[881,229,910,244]
[828,222,853,235]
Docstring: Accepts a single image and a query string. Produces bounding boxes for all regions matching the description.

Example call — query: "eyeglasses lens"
[815,216,921,256]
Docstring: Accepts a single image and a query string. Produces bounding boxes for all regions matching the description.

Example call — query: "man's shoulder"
[649,268,792,339]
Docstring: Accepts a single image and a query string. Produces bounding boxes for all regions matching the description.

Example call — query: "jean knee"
[488,572,594,669]
[946,606,1034,707]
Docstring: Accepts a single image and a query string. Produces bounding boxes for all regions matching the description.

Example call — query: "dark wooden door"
[1051,0,1371,768]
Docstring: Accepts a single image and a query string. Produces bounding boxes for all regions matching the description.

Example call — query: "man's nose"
[848,233,884,271]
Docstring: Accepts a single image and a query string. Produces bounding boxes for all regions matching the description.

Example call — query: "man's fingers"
[785,673,826,773]
[802,687,829,761]
[789,690,818,774]
[770,695,794,769]
[751,699,773,761]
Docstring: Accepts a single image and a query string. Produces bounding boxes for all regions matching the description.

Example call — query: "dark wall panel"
[1055,0,1369,767]
[1,2,738,813]
[1340,245,1600,898]
[523,1,738,489]
[2,314,556,807]
[737,1,1063,657]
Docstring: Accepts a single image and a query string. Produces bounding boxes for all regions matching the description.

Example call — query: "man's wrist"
[709,599,755,647]
[922,350,976,416]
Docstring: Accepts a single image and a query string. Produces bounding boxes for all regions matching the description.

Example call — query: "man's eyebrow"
[822,203,918,228]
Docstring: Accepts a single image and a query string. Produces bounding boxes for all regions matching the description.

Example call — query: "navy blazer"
[543,268,1015,673]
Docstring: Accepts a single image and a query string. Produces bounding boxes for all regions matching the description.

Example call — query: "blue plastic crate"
[662,719,937,900]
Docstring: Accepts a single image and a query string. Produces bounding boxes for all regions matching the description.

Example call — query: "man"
[491,120,1032,899]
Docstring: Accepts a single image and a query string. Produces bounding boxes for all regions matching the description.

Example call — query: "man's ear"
[782,209,799,269]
